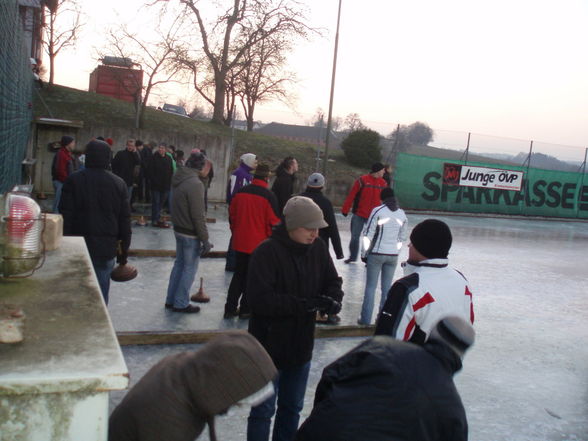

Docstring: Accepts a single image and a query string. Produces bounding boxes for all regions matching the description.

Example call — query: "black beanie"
[380,187,395,200]
[371,162,385,173]
[84,140,111,169]
[60,135,74,147]
[410,219,452,259]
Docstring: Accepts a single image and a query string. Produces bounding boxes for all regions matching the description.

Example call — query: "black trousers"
[225,251,250,313]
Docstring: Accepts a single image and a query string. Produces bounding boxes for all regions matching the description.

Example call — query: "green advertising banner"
[394,153,588,219]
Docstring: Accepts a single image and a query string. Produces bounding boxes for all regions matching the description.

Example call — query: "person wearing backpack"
[340,163,387,263]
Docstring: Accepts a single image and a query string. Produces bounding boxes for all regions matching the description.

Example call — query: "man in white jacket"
[375,219,475,342]
[358,188,408,325]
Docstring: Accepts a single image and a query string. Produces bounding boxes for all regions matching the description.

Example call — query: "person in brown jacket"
[108,331,277,441]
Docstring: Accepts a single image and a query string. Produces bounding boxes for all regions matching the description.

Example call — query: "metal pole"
[576,147,588,218]
[322,0,343,177]
[464,132,471,164]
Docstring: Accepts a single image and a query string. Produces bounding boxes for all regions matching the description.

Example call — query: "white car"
[161,104,189,118]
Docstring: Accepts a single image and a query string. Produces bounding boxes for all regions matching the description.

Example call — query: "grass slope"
[33,84,364,181]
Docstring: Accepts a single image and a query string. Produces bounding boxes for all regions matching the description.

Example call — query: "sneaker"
[326,314,341,324]
[156,221,171,229]
[190,291,210,303]
[165,303,173,309]
[172,305,201,313]
[344,258,355,264]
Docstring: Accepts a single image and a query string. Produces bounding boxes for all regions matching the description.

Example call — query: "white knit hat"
[240,153,257,168]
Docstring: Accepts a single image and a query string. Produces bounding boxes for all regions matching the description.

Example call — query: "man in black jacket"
[296,316,475,441]
[60,140,132,304]
[247,196,344,441]
[271,156,298,214]
[299,173,343,260]
[148,143,174,227]
[111,139,141,208]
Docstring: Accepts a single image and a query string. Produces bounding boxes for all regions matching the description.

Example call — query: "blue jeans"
[248,362,311,441]
[165,233,201,309]
[151,190,169,223]
[90,256,115,305]
[52,180,63,213]
[359,254,399,325]
[348,214,366,261]
[127,185,133,206]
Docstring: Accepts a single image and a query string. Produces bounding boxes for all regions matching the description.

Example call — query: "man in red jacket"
[225,164,280,319]
[341,163,387,263]
[52,135,78,213]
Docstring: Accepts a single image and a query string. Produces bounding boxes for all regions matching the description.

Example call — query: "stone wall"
[32,123,232,203]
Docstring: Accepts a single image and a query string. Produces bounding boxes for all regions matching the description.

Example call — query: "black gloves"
[201,241,213,256]
[307,296,342,315]
[116,238,131,265]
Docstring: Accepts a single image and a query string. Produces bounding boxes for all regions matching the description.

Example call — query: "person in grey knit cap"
[247,196,344,441]
[164,152,213,313]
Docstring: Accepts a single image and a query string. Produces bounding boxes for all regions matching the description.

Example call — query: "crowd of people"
[54,136,476,440]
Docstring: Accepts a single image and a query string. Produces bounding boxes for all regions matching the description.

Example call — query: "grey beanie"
[186,152,206,170]
[307,173,325,188]
[283,196,328,231]
[428,316,475,359]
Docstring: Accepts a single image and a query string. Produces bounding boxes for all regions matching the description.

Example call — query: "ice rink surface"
[109,207,588,441]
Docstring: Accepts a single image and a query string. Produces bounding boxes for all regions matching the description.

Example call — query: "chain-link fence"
[0,0,34,194]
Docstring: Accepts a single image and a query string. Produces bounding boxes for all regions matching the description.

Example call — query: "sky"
[52,0,588,160]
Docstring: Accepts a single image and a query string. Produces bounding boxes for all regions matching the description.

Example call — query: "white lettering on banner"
[459,166,524,191]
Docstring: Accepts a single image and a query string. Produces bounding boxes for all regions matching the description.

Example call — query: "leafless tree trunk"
[164,0,314,126]
[43,0,84,84]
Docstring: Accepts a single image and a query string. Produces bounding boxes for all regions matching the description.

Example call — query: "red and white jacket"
[341,174,387,219]
[375,258,474,342]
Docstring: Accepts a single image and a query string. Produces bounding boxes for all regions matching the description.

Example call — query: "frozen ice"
[108,206,588,441]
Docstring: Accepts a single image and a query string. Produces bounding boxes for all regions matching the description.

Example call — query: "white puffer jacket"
[361,204,408,257]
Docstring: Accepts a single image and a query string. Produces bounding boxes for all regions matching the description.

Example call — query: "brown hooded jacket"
[108,331,277,441]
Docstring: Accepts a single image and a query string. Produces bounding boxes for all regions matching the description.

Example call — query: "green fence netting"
[0,0,34,194]
[395,152,588,219]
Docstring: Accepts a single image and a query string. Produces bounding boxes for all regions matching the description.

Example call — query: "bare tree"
[99,21,185,128]
[164,0,313,125]
[343,113,366,133]
[43,0,84,84]
[236,34,297,131]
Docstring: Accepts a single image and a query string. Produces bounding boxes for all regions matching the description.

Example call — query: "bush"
[341,129,382,169]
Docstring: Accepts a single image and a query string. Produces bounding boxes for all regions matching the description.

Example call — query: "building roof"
[255,122,340,147]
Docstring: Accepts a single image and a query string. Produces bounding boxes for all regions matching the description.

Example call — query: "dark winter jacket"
[170,167,209,242]
[112,148,141,186]
[109,331,277,441]
[271,169,297,214]
[247,224,344,369]
[148,152,174,192]
[296,336,468,441]
[341,174,387,219]
[230,179,280,254]
[300,187,344,259]
[60,141,131,259]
